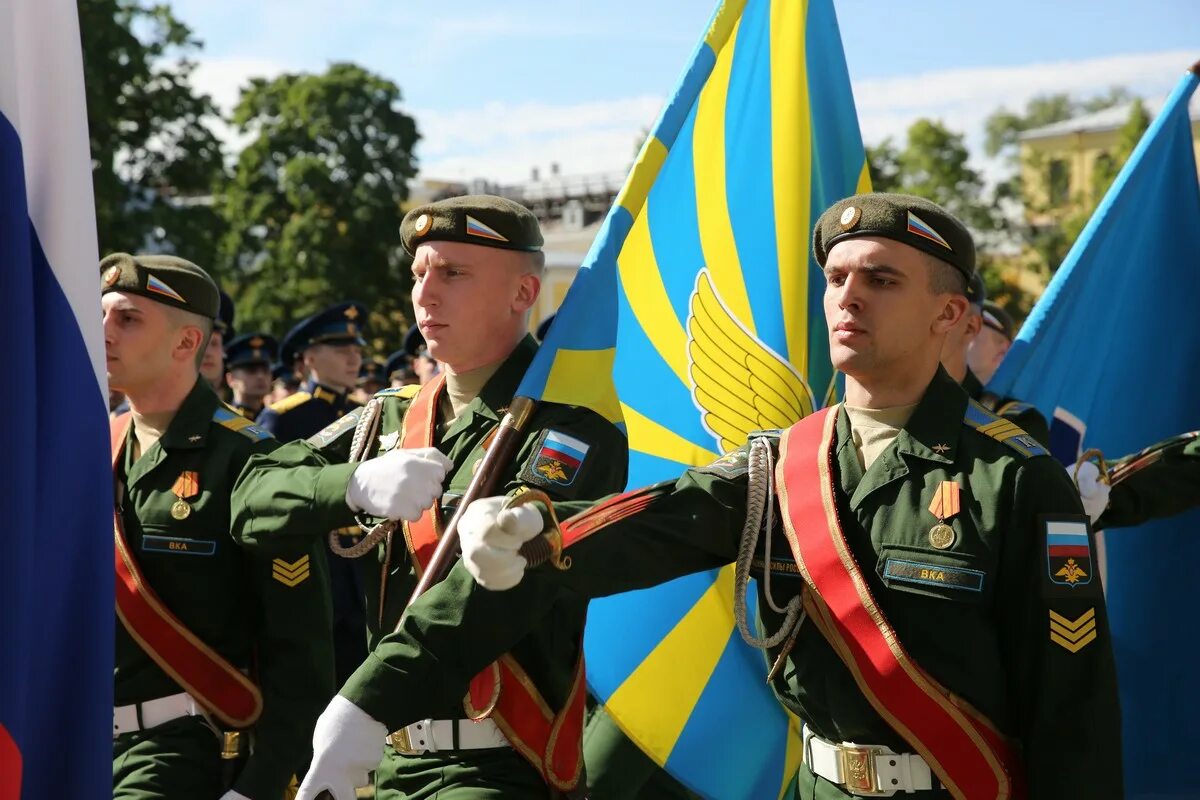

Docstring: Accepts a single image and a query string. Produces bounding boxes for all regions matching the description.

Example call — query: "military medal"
[171,470,200,521]
[927,480,961,549]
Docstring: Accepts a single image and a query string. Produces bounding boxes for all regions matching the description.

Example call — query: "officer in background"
[257,303,366,440]
[968,300,1015,384]
[403,322,439,385]
[103,253,333,800]
[383,349,418,388]
[369,194,1122,799]
[353,360,388,405]
[202,288,236,399]
[257,302,370,687]
[224,333,278,420]
[269,355,302,406]
[232,195,628,800]
[942,272,1051,446]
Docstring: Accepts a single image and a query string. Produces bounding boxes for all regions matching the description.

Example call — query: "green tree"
[79,0,226,264]
[216,63,421,350]
[865,138,902,193]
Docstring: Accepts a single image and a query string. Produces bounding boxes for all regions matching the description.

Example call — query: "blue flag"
[990,67,1200,797]
[0,2,111,797]
[518,0,868,796]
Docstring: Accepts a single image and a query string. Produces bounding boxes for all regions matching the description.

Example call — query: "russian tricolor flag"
[0,2,112,798]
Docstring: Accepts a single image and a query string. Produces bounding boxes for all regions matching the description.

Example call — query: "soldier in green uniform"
[942,273,1050,447]
[230,196,628,800]
[257,302,371,687]
[202,288,236,399]
[1094,433,1200,528]
[224,332,278,420]
[102,253,334,800]
[347,194,1122,799]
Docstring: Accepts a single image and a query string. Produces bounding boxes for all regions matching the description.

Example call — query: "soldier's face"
[102,292,182,393]
[228,363,272,399]
[304,343,363,392]
[967,325,1011,384]
[411,241,540,372]
[200,328,224,384]
[823,238,966,379]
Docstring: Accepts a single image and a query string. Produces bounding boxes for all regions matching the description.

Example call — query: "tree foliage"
[215,63,420,350]
[79,0,226,265]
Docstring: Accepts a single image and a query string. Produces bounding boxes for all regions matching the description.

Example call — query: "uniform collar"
[438,336,538,441]
[304,379,350,407]
[960,368,984,401]
[836,366,966,509]
[893,366,968,465]
[157,378,220,451]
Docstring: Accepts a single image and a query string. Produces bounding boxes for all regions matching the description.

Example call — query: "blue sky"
[173,0,1199,181]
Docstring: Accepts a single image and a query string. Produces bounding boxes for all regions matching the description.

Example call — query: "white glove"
[345,446,453,521]
[460,496,544,590]
[296,695,388,800]
[1074,460,1111,524]
[218,792,251,800]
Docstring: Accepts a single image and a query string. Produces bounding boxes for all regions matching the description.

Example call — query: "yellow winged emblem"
[686,269,815,453]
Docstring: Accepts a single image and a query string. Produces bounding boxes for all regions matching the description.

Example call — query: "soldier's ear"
[933,293,969,335]
[513,269,540,314]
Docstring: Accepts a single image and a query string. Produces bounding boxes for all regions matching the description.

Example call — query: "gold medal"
[928,522,955,550]
[171,499,192,520]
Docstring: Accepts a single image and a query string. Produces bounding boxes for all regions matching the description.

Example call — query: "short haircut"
[926,253,967,297]
[165,305,215,368]
[525,249,545,276]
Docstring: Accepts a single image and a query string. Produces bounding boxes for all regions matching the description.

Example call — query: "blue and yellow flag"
[989,67,1200,798]
[517,0,868,796]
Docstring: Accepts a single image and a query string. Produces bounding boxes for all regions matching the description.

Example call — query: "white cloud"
[189,49,1194,184]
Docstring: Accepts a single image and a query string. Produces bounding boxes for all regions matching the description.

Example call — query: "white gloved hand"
[345,446,453,521]
[296,695,388,800]
[460,496,544,590]
[1074,460,1111,524]
[217,792,251,800]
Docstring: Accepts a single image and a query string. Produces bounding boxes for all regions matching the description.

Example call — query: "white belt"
[803,725,934,796]
[113,692,203,737]
[387,718,509,755]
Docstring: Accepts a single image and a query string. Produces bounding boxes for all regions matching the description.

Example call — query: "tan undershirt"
[129,409,175,462]
[438,359,504,430]
[844,403,918,471]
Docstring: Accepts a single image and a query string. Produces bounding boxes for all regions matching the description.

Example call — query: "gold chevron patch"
[1049,608,1097,653]
[272,555,311,587]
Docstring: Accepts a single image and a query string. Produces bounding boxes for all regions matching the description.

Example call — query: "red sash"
[394,380,587,790]
[776,407,1022,800]
[111,413,263,728]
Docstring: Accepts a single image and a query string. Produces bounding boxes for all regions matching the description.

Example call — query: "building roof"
[1019,98,1200,142]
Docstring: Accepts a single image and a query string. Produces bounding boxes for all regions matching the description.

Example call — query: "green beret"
[966,270,986,306]
[100,253,219,319]
[813,193,975,282]
[400,194,543,256]
[981,301,1016,340]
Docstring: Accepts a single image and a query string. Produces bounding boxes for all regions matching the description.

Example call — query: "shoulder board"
[213,405,273,442]
[996,400,1037,416]
[963,400,1046,458]
[267,391,311,414]
[374,385,421,400]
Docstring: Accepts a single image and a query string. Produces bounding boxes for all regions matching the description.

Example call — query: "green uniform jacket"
[357,367,1123,798]
[1100,435,1200,528]
[114,379,335,799]
[963,368,1051,447]
[232,335,628,729]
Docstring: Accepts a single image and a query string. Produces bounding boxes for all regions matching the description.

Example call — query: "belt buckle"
[839,744,887,796]
[387,727,419,756]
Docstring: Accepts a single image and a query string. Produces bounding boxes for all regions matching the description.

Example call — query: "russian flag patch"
[465,215,509,243]
[906,211,953,251]
[145,274,186,303]
[523,429,590,487]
